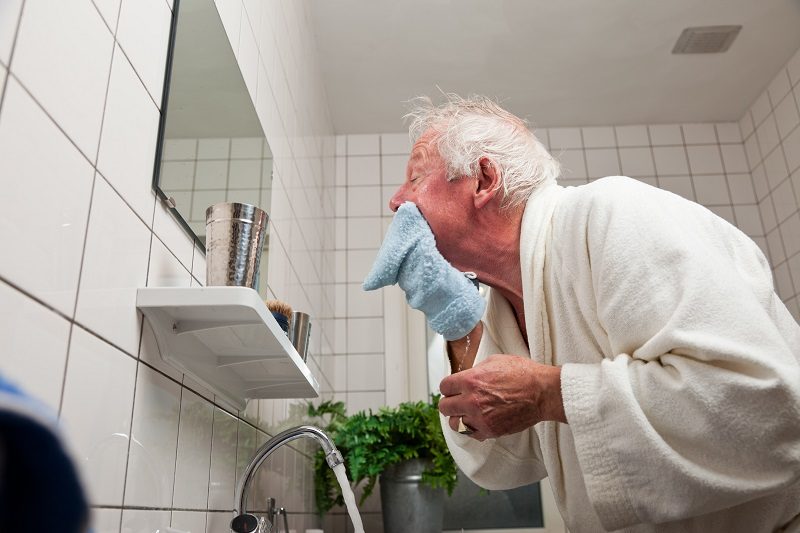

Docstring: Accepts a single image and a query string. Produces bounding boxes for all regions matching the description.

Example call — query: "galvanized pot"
[380,458,444,533]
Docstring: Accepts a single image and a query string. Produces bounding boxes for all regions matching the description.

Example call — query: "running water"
[332,463,365,533]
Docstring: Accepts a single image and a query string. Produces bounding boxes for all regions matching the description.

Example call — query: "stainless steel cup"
[205,202,268,289]
[289,312,311,362]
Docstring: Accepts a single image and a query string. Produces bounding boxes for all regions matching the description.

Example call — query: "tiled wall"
[0,1,340,532]
[738,47,800,319]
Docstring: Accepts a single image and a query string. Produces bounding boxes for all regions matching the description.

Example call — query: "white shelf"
[136,287,319,410]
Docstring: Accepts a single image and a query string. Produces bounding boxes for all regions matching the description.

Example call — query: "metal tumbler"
[289,312,311,362]
[205,202,268,289]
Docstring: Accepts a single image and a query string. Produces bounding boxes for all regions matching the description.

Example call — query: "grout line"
[118,358,141,516]
[0,0,26,114]
[169,385,185,509]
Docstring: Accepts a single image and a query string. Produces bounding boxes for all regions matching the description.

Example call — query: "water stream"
[332,463,365,533]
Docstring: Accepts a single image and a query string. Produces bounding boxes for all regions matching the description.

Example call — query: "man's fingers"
[437,394,463,417]
[439,371,468,397]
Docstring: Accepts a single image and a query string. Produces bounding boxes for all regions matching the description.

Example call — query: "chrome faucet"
[230,425,344,533]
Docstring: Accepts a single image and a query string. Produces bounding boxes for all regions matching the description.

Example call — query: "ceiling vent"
[672,25,742,54]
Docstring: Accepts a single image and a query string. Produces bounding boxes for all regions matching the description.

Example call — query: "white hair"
[404,94,560,210]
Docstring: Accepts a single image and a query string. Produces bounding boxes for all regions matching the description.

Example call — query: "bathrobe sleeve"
[560,178,800,530]
[439,291,549,490]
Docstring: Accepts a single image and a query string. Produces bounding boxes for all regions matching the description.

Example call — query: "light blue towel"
[363,202,485,340]
[0,373,88,532]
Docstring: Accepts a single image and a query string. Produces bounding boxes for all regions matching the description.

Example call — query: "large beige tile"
[0,79,94,315]
[0,281,70,410]
[97,46,159,225]
[75,177,151,356]
[123,364,181,507]
[116,0,172,106]
[0,0,22,65]
[60,326,136,506]
[12,0,113,158]
[173,390,214,509]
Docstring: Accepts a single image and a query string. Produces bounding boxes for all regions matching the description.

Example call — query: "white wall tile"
[0,79,94,315]
[98,47,160,223]
[764,146,789,190]
[686,145,724,175]
[581,127,615,148]
[767,225,786,264]
[648,124,682,146]
[92,508,121,533]
[0,1,22,65]
[788,48,800,88]
[707,205,735,225]
[682,124,717,145]
[346,317,383,353]
[347,217,382,250]
[720,144,749,173]
[693,175,730,205]
[615,125,649,147]
[153,202,195,271]
[548,127,582,149]
[160,161,195,190]
[347,155,380,186]
[173,390,214,509]
[619,147,655,177]
[192,160,226,190]
[229,159,262,189]
[774,92,800,140]
[60,326,136,506]
[115,0,171,106]
[768,69,793,107]
[345,391,384,415]
[121,509,171,533]
[206,512,234,533]
[585,148,620,178]
[347,249,376,283]
[785,125,800,175]
[745,134,762,171]
[171,511,207,533]
[653,146,689,175]
[761,195,778,233]
[12,0,113,158]
[381,154,408,185]
[347,186,381,217]
[658,176,695,202]
[208,407,238,510]
[751,91,772,127]
[381,133,410,155]
[347,354,384,391]
[347,283,382,317]
[0,281,70,411]
[75,177,151,356]
[756,115,781,157]
[124,364,181,508]
[716,123,742,144]
[781,212,800,258]
[727,173,757,204]
[148,235,192,288]
[556,149,587,179]
[739,111,755,140]
[773,179,798,223]
[347,134,379,155]
[733,205,763,236]
[93,0,122,33]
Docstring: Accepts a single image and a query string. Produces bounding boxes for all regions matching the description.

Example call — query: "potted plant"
[307,396,458,533]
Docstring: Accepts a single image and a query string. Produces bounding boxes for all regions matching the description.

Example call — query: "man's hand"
[438,355,566,441]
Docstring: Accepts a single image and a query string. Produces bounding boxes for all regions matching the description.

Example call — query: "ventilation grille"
[672,25,742,54]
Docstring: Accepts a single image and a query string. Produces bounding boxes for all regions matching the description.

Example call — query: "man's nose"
[388,188,404,212]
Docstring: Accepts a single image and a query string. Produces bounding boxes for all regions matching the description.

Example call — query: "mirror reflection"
[154,0,272,290]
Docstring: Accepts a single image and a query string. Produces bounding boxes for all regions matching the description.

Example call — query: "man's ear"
[474,157,501,209]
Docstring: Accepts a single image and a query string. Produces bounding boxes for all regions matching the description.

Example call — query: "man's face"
[388,131,473,264]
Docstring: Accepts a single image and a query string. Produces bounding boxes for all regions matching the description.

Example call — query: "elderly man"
[363,95,800,532]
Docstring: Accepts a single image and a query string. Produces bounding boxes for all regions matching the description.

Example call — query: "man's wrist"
[538,365,567,424]
[446,321,483,373]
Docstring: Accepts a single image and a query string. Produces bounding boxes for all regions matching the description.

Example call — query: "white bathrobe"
[441,176,800,532]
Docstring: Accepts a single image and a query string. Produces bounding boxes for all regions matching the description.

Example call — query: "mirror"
[153,0,272,290]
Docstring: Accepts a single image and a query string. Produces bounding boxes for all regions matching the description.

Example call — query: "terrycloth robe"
[441,176,800,532]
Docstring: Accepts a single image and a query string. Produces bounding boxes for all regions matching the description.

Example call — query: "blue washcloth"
[363,202,485,340]
[0,374,88,532]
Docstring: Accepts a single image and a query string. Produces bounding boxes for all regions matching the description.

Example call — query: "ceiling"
[309,0,800,134]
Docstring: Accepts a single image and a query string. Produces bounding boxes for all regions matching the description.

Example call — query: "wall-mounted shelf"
[136,287,319,410]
